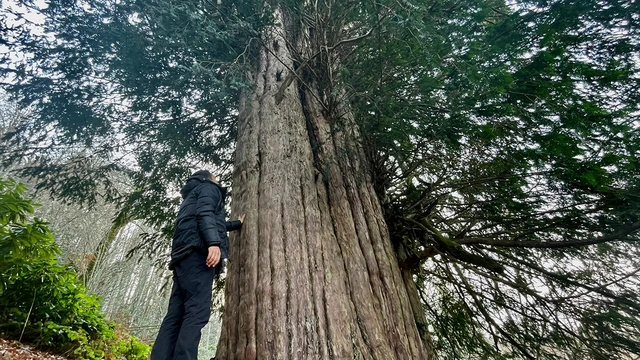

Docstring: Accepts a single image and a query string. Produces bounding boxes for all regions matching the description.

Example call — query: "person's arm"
[226,214,245,232]
[196,185,222,247]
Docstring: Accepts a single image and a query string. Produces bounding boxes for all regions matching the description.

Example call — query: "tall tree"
[1,0,639,359]
[346,1,640,358]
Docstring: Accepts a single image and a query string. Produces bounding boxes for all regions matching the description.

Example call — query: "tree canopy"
[1,0,639,358]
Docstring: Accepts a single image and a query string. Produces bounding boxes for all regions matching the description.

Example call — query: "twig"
[19,288,37,343]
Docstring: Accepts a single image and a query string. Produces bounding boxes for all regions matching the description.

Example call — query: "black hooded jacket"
[169,175,241,269]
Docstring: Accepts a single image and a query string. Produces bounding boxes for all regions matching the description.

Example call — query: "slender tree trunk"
[217,9,435,359]
[84,218,127,286]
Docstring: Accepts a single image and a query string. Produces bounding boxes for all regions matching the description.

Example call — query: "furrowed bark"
[217,9,435,359]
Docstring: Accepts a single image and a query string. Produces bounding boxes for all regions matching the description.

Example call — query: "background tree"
[1,0,639,359]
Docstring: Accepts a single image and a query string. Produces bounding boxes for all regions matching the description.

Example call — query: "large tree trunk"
[217,10,435,359]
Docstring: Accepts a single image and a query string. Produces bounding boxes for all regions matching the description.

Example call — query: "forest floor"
[0,338,68,360]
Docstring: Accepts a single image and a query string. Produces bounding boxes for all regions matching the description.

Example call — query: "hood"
[180,176,227,199]
[180,177,202,199]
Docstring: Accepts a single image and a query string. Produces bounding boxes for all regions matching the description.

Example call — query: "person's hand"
[206,246,221,267]
[239,214,246,224]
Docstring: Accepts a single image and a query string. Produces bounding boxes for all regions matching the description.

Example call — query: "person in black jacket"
[151,170,244,360]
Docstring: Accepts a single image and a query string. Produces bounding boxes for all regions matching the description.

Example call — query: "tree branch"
[274,27,375,105]
[452,263,536,360]
[493,250,640,312]
[408,218,504,273]
[456,220,640,248]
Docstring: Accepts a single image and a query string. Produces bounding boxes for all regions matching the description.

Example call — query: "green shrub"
[0,178,150,359]
[112,330,151,360]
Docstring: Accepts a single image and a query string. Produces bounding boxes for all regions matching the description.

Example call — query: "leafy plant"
[0,177,149,359]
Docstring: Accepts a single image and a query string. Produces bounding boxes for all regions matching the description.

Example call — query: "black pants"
[151,251,215,360]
